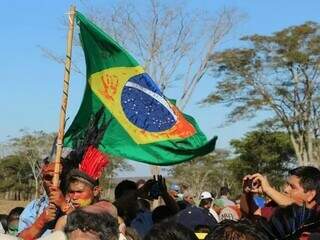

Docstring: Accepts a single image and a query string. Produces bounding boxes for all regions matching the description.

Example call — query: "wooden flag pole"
[52,5,76,187]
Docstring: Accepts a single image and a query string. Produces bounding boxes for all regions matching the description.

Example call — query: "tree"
[42,0,242,176]
[229,130,297,190]
[8,130,56,198]
[88,1,241,108]
[0,155,33,200]
[204,22,320,166]
[169,150,233,198]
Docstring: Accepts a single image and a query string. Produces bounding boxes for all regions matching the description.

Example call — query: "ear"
[93,186,101,197]
[306,190,316,203]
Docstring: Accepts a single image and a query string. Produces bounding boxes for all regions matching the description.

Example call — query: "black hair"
[205,219,269,240]
[65,209,118,240]
[113,190,139,226]
[0,214,8,232]
[152,205,175,224]
[114,180,137,200]
[289,166,320,204]
[176,200,190,211]
[143,221,198,240]
[136,179,146,187]
[7,207,24,222]
[199,198,213,208]
[220,186,230,196]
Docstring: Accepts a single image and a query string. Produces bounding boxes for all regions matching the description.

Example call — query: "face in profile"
[283,175,311,204]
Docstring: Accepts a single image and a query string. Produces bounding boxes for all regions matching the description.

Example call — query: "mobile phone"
[149,182,161,199]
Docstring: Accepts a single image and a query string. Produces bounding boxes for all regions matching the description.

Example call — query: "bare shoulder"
[54,215,67,231]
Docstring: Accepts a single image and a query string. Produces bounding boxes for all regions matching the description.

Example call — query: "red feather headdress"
[62,108,112,187]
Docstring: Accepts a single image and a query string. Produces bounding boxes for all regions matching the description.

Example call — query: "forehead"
[68,229,100,240]
[68,180,91,191]
[287,175,302,187]
[43,171,54,177]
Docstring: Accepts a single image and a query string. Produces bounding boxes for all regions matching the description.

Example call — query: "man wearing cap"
[168,183,182,201]
[175,205,218,233]
[199,192,219,223]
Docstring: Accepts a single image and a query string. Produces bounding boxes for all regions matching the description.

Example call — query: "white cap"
[200,191,213,200]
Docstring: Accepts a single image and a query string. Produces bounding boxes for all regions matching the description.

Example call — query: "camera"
[244,178,260,190]
[149,181,161,199]
[244,178,254,190]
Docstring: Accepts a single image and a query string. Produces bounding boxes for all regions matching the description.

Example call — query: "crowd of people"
[1,159,320,240]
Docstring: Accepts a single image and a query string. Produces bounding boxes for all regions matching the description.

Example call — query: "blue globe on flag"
[121,73,177,132]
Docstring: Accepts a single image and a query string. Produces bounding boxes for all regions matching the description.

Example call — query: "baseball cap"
[200,191,213,200]
[212,199,225,208]
[170,183,181,192]
[175,205,217,232]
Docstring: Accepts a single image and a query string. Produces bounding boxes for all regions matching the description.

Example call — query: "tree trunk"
[35,178,39,199]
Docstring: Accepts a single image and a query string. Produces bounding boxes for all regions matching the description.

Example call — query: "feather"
[79,146,109,180]
[60,107,112,190]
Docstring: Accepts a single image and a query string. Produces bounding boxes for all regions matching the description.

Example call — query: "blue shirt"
[18,195,51,236]
[130,210,153,237]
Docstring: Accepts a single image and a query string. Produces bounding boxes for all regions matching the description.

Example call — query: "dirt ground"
[0,200,28,214]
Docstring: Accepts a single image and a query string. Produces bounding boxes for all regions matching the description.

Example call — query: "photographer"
[114,175,178,238]
[241,166,320,220]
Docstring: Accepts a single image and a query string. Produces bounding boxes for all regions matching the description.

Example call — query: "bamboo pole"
[52,5,76,187]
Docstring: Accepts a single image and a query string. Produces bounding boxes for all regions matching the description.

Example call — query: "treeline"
[0,130,132,201]
[170,130,297,198]
[0,131,55,200]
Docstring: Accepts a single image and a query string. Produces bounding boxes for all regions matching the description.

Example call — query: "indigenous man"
[241,166,320,219]
[18,162,66,240]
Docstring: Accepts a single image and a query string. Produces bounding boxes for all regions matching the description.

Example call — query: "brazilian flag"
[64,11,217,166]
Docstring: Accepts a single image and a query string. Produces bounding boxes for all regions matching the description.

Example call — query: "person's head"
[284,166,320,207]
[41,162,57,195]
[152,205,175,224]
[114,180,137,201]
[212,198,225,215]
[205,219,269,240]
[7,207,24,236]
[65,209,118,240]
[183,191,195,205]
[199,192,213,209]
[114,181,139,226]
[136,179,146,189]
[143,221,198,240]
[199,198,213,209]
[176,205,217,232]
[67,174,100,208]
[167,183,181,201]
[83,200,118,219]
[220,187,230,197]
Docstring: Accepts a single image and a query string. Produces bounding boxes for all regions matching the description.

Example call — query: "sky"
[1,0,319,176]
